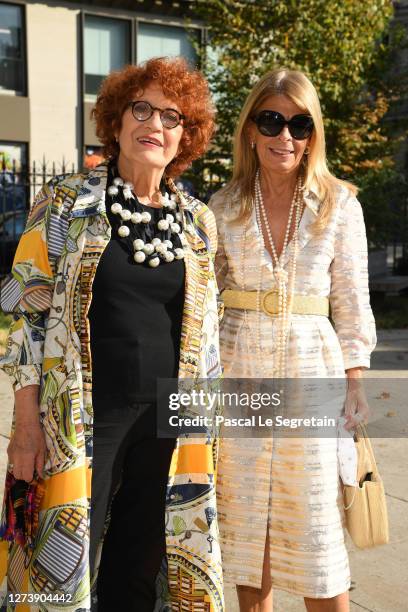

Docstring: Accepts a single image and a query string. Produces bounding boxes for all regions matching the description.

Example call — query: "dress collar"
[302,185,321,216]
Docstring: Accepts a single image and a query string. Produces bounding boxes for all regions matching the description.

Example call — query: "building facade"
[0,0,202,171]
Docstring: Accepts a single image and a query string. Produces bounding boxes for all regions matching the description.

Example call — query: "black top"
[88,202,185,404]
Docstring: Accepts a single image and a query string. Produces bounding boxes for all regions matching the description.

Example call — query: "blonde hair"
[223,68,357,232]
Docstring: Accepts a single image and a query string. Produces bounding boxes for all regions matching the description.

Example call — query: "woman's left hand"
[344,368,370,431]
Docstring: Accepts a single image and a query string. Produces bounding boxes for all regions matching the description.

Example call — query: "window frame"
[135,17,204,67]
[81,9,204,102]
[0,0,27,97]
[81,11,133,102]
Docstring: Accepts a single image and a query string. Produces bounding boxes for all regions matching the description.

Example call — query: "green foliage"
[192,0,408,249]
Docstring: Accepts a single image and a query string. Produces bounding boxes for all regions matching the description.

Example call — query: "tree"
[191,0,408,250]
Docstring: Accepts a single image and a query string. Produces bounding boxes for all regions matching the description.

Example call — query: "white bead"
[120,209,132,221]
[166,214,174,223]
[108,186,119,196]
[110,203,122,214]
[123,181,134,190]
[170,194,177,201]
[141,211,151,223]
[113,177,124,186]
[160,193,170,206]
[157,219,169,231]
[169,201,177,210]
[131,212,142,224]
[151,238,161,246]
[123,189,133,200]
[170,223,180,234]
[134,251,146,263]
[164,239,173,248]
[155,244,166,254]
[149,257,160,268]
[143,243,155,255]
[164,250,175,262]
[174,248,184,259]
[118,225,130,237]
[133,239,144,251]
[176,212,182,221]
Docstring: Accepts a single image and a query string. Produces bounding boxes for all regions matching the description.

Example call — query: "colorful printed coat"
[0,163,224,611]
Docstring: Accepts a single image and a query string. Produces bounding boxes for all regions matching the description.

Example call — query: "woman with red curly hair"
[0,57,225,612]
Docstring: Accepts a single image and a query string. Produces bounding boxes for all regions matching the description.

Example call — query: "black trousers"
[90,399,176,612]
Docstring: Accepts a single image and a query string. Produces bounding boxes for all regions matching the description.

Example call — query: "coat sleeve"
[329,192,377,370]
[0,180,58,391]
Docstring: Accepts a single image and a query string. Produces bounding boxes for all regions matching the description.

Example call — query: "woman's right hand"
[7,421,47,482]
[8,385,47,482]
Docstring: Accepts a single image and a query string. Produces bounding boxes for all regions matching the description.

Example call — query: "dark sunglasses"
[251,110,314,140]
[129,100,186,129]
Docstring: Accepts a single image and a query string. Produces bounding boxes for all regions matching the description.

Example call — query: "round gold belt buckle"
[261,290,279,316]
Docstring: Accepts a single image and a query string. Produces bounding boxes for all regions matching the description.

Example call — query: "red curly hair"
[91,57,215,178]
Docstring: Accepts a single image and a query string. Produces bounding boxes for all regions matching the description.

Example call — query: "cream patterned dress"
[209,184,377,598]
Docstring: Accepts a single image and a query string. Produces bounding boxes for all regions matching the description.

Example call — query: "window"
[137,23,198,65]
[0,3,25,95]
[84,15,130,98]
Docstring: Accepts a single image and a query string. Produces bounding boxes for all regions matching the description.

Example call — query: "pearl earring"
[304,146,310,155]
[251,141,256,150]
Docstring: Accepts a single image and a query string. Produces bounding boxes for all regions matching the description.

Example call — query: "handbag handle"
[343,486,356,510]
[343,423,379,511]
[354,423,380,478]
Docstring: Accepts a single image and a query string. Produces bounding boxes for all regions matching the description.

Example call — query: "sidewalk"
[0,330,407,611]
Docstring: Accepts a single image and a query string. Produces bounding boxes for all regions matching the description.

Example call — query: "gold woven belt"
[222,289,330,317]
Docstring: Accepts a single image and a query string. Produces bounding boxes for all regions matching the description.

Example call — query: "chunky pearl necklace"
[107,175,185,267]
[254,170,303,378]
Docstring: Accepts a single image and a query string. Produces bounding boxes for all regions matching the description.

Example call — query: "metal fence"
[0,160,76,278]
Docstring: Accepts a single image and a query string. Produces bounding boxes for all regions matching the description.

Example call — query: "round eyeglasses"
[129,100,186,129]
[251,110,314,140]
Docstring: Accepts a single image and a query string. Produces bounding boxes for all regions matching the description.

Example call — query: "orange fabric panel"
[0,541,8,581]
[40,466,88,510]
[173,444,214,475]
[13,231,52,278]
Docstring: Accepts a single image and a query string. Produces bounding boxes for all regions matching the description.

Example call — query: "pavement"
[0,330,407,611]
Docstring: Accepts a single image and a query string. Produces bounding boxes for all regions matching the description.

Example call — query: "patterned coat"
[0,163,224,611]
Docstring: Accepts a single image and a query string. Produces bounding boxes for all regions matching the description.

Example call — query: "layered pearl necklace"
[254,170,304,378]
[107,172,185,267]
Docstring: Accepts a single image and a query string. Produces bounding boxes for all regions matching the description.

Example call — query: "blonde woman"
[210,69,376,612]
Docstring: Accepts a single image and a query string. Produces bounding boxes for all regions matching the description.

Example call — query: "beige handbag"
[343,423,389,548]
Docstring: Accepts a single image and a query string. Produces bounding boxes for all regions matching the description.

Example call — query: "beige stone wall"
[26,3,80,167]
